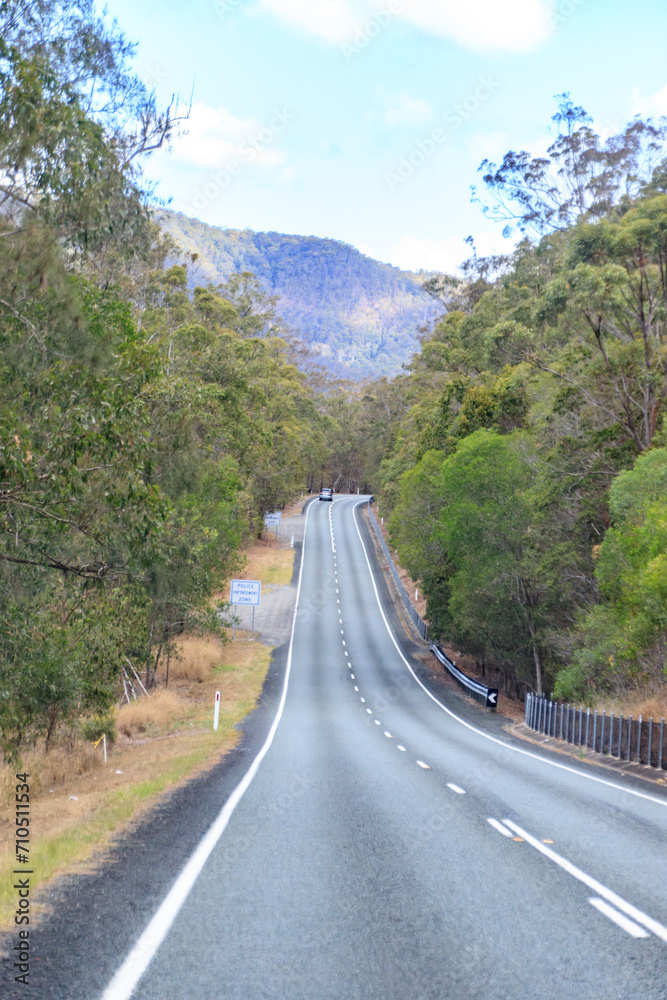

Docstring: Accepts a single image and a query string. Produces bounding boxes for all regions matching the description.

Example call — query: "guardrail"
[431,644,498,710]
[366,504,430,641]
[525,693,666,770]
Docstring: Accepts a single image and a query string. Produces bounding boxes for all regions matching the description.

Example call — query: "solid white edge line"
[503,819,667,943]
[589,898,649,938]
[99,501,315,1000]
[487,818,514,838]
[349,499,667,812]
[447,783,466,794]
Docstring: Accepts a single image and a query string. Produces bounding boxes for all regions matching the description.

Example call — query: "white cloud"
[395,0,554,54]
[168,101,288,169]
[632,84,667,119]
[259,0,365,44]
[389,231,511,273]
[261,0,554,53]
[384,94,433,128]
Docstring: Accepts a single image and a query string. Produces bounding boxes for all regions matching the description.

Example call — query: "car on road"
[319,488,333,501]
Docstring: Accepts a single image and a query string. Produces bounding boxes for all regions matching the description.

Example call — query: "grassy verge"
[0,558,287,933]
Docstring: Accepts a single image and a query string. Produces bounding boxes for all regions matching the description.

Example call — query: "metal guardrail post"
[618,713,623,758]
[637,716,642,764]
[648,717,653,767]
[627,716,633,761]
[578,707,583,746]
[585,708,590,749]
[600,711,605,754]
[608,711,614,755]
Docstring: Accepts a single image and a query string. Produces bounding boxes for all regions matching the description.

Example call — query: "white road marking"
[340,629,344,634]
[397,745,407,751]
[360,697,365,703]
[351,501,667,812]
[384,732,393,738]
[350,673,355,679]
[589,898,650,938]
[447,783,466,794]
[99,497,316,1000]
[366,708,373,714]
[344,651,349,657]
[375,720,381,725]
[503,820,667,943]
[342,640,346,645]
[487,818,514,838]
[354,686,359,692]
[416,760,431,769]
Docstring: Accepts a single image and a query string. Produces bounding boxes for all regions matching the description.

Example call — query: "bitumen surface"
[3,496,667,999]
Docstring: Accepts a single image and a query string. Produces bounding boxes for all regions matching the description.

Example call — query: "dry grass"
[116,689,187,739]
[0,742,101,808]
[165,635,223,683]
[594,690,667,721]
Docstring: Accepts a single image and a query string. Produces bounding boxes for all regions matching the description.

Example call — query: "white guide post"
[213,691,220,731]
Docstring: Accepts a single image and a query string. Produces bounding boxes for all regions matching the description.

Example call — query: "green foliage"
[558,448,667,699]
[379,100,667,701]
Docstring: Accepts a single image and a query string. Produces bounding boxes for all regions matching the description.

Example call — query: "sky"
[100,0,667,273]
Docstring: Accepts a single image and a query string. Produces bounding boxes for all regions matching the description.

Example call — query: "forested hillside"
[375,98,667,705]
[158,213,441,378]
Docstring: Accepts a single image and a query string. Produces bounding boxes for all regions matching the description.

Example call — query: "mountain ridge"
[157,211,442,378]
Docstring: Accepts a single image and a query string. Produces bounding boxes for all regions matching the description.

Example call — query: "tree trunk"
[532,644,543,696]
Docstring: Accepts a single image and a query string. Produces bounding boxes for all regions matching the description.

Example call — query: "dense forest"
[159,213,440,379]
[2,2,666,760]
[377,97,667,703]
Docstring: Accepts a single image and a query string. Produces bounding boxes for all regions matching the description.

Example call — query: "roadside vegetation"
[375,97,667,706]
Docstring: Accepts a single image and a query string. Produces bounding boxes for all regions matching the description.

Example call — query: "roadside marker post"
[213,691,220,731]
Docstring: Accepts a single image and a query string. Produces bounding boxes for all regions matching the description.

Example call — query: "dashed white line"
[416,760,431,770]
[342,640,346,645]
[447,783,466,795]
[366,708,372,715]
[354,686,359,692]
[503,819,667,943]
[384,732,393,739]
[360,697,365,703]
[397,745,407,752]
[374,720,381,725]
[487,818,514,838]
[589,898,650,938]
[350,673,355,679]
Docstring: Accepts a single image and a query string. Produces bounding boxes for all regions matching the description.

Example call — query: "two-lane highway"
[79,496,667,997]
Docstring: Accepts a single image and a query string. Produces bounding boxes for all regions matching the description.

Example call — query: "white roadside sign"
[230,579,261,606]
[264,511,281,526]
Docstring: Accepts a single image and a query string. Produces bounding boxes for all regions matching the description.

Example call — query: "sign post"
[264,511,281,538]
[230,579,262,641]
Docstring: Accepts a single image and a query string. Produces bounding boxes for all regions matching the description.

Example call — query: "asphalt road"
[5,496,667,998]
